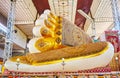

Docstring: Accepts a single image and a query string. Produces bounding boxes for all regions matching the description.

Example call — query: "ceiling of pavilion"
[32,0,93,29]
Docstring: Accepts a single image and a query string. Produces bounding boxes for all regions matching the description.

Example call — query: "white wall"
[13,26,27,49]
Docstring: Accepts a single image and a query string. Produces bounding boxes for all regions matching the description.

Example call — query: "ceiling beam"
[15,20,34,24]
[12,49,24,53]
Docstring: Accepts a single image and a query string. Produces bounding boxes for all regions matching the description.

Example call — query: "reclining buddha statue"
[5,10,114,72]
